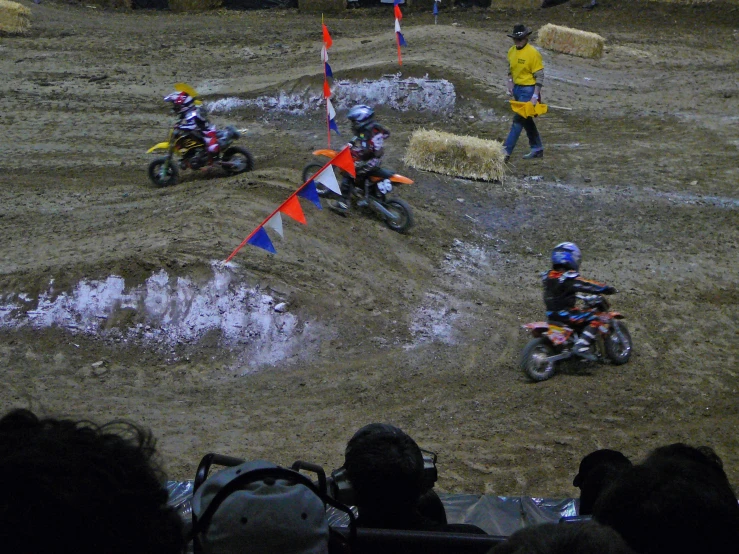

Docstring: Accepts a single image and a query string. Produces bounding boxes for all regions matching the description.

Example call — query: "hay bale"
[298,0,346,13]
[537,23,605,59]
[0,0,31,35]
[168,0,222,12]
[404,129,506,182]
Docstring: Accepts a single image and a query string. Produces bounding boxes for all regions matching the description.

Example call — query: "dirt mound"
[0,2,737,497]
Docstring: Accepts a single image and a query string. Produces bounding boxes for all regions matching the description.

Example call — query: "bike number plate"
[546,325,571,345]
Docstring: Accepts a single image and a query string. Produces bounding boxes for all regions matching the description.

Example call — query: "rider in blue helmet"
[331,104,390,214]
[542,242,617,360]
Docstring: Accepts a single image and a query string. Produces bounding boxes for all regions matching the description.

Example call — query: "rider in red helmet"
[543,242,617,360]
[163,91,220,159]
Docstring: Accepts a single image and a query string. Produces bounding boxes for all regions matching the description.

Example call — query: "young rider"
[163,91,220,158]
[542,242,617,360]
[331,104,390,214]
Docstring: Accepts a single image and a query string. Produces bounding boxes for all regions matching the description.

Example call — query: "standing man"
[503,24,545,162]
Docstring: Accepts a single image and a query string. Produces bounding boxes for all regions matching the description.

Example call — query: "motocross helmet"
[347,104,375,134]
[164,91,194,115]
[551,242,582,271]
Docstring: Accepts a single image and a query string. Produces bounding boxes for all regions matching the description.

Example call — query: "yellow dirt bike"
[147,125,253,187]
[302,149,415,234]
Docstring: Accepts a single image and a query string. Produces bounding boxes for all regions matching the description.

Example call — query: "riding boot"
[574,329,598,361]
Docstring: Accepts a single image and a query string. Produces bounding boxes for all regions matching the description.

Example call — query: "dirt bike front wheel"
[148,157,179,187]
[221,146,254,175]
[383,198,414,234]
[604,320,632,365]
[520,337,557,382]
[301,163,345,197]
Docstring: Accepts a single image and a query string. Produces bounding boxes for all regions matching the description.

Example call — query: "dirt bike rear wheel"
[383,198,414,234]
[148,158,179,187]
[520,337,557,382]
[221,146,254,175]
[604,321,632,365]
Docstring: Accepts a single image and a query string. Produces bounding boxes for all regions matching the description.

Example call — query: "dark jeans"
[504,85,544,155]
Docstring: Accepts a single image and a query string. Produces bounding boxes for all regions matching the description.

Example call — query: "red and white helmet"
[163,91,194,115]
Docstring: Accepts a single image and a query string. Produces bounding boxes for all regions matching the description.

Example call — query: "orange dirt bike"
[519,293,632,382]
[147,125,253,187]
[302,149,415,234]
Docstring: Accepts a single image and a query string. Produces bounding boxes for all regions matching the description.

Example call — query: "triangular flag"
[325,62,333,79]
[265,212,284,238]
[322,23,333,49]
[395,19,402,33]
[331,147,356,177]
[323,80,331,99]
[298,181,323,210]
[397,31,407,47]
[321,45,328,63]
[329,118,340,134]
[327,98,336,119]
[394,4,402,20]
[315,166,342,195]
[247,227,277,254]
[280,195,307,225]
[433,1,438,15]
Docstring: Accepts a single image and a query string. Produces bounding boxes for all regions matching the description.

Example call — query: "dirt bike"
[302,149,414,234]
[519,293,632,382]
[147,125,253,187]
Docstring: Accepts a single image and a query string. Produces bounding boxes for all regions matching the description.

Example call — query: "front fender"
[312,149,339,158]
[147,142,170,154]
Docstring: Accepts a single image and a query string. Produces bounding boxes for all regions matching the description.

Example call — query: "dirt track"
[1,0,738,498]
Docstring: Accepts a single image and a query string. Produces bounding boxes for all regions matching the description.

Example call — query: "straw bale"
[298,0,346,13]
[537,23,605,59]
[0,0,31,35]
[404,129,506,182]
[168,0,222,12]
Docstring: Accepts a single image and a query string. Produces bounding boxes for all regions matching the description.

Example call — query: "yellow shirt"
[507,43,544,86]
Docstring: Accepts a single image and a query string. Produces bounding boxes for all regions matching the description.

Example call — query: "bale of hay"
[168,0,222,12]
[404,129,506,182]
[298,0,346,13]
[537,23,605,59]
[0,0,31,35]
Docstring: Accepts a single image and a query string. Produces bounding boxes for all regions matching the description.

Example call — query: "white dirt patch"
[206,74,456,115]
[0,263,311,369]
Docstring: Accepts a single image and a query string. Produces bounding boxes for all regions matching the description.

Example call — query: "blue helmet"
[551,242,582,271]
[347,104,375,133]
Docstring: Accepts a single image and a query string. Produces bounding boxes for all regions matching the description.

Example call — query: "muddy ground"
[1,1,738,499]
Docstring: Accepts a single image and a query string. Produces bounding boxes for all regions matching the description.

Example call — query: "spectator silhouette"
[0,408,185,554]
[342,423,485,534]
[593,443,739,554]
[489,521,636,554]
[342,423,439,530]
[572,449,632,515]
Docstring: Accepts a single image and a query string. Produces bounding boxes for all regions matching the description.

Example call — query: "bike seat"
[368,167,394,181]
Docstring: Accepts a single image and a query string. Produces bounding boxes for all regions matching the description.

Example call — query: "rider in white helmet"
[331,104,390,214]
[542,242,616,360]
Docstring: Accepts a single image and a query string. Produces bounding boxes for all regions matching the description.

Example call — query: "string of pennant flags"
[223,148,356,262]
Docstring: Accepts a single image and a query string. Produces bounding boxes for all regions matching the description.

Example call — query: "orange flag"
[331,147,356,177]
[279,195,307,225]
[322,23,333,49]
[323,80,331,99]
